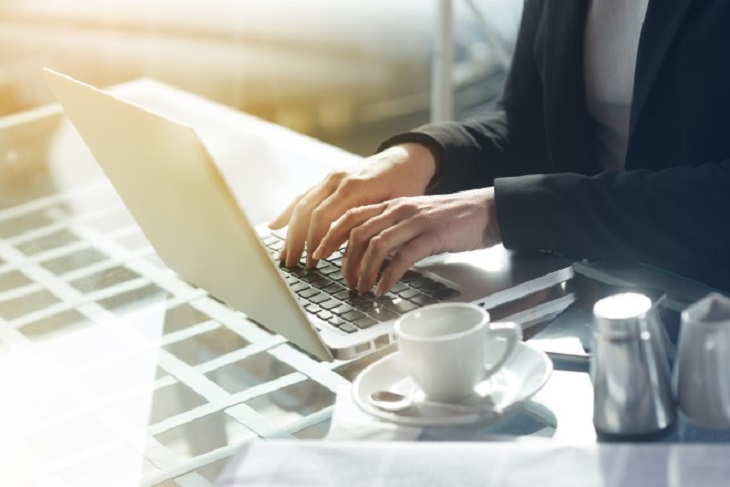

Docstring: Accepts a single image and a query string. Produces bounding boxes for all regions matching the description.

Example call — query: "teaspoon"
[368,390,486,414]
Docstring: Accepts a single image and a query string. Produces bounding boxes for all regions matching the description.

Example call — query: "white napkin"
[326,368,597,443]
[326,385,422,441]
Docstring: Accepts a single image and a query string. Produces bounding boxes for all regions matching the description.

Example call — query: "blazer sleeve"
[495,162,730,280]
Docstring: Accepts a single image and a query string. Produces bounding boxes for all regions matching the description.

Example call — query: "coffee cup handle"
[483,321,522,380]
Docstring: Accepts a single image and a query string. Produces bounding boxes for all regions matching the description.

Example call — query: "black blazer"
[382,0,730,290]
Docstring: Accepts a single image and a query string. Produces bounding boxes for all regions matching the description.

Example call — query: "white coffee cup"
[674,293,730,429]
[394,302,522,402]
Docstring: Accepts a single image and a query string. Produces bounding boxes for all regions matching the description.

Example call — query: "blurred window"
[0,0,522,154]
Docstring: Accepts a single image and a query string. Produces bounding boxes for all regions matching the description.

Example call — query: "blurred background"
[0,0,522,155]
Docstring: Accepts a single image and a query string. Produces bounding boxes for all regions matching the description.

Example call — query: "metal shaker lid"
[593,292,652,337]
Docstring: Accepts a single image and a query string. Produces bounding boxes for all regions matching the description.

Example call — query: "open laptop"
[43,68,574,362]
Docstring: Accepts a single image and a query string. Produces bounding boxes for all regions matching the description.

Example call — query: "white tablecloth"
[216,440,730,487]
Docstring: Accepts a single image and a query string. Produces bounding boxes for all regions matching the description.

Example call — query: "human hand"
[268,143,437,268]
[312,187,502,296]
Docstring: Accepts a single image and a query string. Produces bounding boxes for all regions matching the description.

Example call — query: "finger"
[268,192,305,229]
[375,237,436,296]
[283,185,336,267]
[305,180,384,267]
[357,221,424,293]
[304,189,364,267]
[337,205,395,289]
[314,204,383,262]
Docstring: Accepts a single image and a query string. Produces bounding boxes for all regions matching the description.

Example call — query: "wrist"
[391,142,440,192]
[485,187,502,245]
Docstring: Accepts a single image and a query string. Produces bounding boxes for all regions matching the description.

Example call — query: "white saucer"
[352,341,553,426]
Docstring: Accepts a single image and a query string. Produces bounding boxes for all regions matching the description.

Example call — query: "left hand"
[312,187,502,295]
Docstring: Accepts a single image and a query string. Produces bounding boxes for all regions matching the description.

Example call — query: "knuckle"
[289,204,306,221]
[343,207,360,222]
[388,198,416,215]
[326,170,346,185]
[338,177,361,193]
[350,226,366,242]
[368,235,388,255]
[310,206,326,222]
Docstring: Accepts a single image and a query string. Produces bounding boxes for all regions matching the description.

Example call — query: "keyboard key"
[323,283,347,295]
[283,276,299,286]
[410,276,437,290]
[317,310,333,321]
[311,279,333,290]
[374,292,399,303]
[432,287,461,301]
[342,310,367,322]
[319,299,342,310]
[399,270,422,283]
[390,282,408,294]
[287,265,309,277]
[334,289,355,301]
[329,316,348,327]
[328,271,345,282]
[318,264,340,275]
[297,288,320,299]
[309,293,331,304]
[301,273,326,284]
[332,304,355,316]
[345,294,370,305]
[354,300,378,313]
[410,293,438,307]
[269,240,285,251]
[382,297,419,314]
[397,288,421,300]
[290,282,310,293]
[339,323,359,334]
[305,303,321,314]
[353,316,378,329]
[366,305,399,322]
[420,280,446,293]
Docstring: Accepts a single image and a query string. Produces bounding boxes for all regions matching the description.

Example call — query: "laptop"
[43,68,574,362]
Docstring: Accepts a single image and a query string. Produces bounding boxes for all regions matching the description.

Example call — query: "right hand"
[268,142,437,268]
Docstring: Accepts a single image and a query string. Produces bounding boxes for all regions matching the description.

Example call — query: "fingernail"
[268,216,282,229]
[374,283,384,297]
[312,246,323,261]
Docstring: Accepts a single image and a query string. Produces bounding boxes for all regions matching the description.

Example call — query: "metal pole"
[431,0,454,122]
[463,0,511,68]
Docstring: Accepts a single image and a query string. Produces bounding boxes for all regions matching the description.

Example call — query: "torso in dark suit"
[382,0,730,290]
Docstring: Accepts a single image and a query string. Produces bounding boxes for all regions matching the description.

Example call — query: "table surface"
[0,80,726,487]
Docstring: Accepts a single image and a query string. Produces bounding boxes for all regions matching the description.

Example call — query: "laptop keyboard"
[262,234,460,334]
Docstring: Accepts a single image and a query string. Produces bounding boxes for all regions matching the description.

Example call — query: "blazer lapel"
[629,0,694,137]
